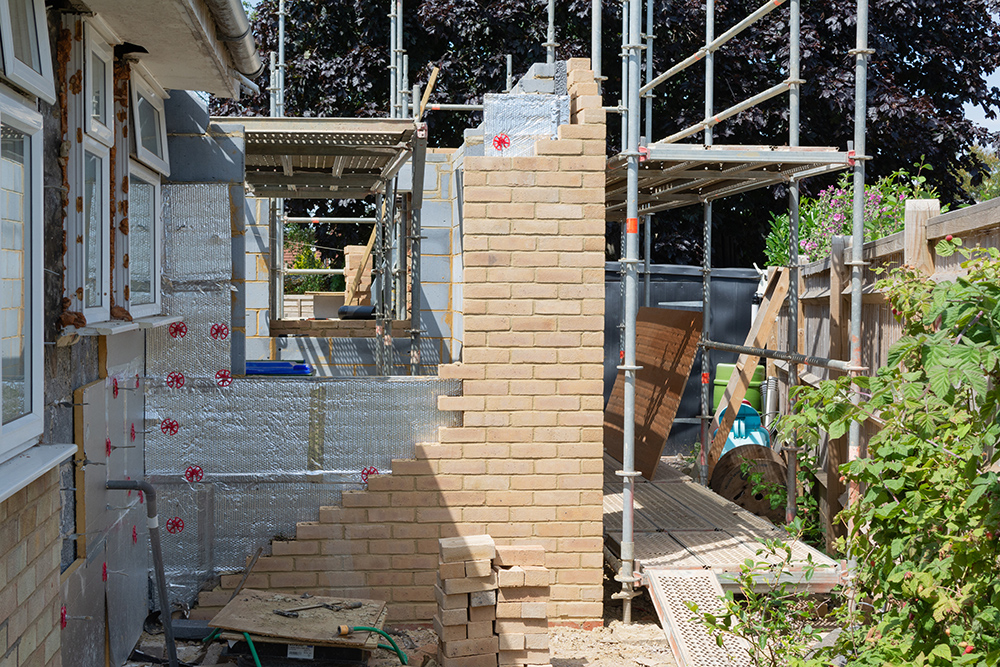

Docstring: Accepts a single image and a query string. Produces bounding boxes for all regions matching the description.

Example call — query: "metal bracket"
[616,365,643,372]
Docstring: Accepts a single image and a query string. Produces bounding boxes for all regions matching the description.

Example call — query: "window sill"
[0,444,76,505]
[64,314,182,337]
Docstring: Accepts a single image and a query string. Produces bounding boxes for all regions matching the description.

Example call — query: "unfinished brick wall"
[0,471,63,667]
[198,58,606,627]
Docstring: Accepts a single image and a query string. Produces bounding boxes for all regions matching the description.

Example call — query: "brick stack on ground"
[494,545,550,666]
[436,536,501,667]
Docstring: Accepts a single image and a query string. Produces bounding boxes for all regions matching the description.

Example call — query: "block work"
[0,471,63,667]
[199,59,605,626]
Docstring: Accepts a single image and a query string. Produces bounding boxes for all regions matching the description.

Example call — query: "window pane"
[91,55,107,127]
[130,177,154,305]
[137,96,162,159]
[1,125,29,425]
[83,151,103,309]
[9,0,40,72]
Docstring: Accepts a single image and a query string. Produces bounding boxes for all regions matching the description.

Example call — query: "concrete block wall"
[0,471,62,667]
[199,58,605,626]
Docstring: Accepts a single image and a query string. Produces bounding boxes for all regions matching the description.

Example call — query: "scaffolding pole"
[389,0,397,117]
[396,0,405,117]
[409,125,428,375]
[785,0,801,524]
[592,0,602,84]
[698,0,715,489]
[848,0,870,507]
[613,0,642,625]
[545,0,557,64]
[642,0,653,307]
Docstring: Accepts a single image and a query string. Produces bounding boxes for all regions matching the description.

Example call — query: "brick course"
[198,59,605,627]
[0,471,62,667]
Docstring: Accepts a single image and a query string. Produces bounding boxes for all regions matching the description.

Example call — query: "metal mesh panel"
[645,569,751,667]
[483,94,570,157]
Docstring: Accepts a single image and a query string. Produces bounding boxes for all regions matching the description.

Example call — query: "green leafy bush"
[777,238,1000,665]
[764,162,939,267]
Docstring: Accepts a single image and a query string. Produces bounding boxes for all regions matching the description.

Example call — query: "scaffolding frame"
[610,0,870,622]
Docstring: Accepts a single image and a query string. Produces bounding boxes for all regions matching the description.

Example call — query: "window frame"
[79,136,111,324]
[0,84,44,462]
[124,161,162,318]
[83,21,114,147]
[0,0,55,104]
[130,70,169,176]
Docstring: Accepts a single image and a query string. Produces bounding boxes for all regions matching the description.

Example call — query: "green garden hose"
[343,626,408,665]
[242,632,263,667]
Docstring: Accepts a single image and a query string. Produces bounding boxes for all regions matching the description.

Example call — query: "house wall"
[195,58,606,627]
[0,470,62,667]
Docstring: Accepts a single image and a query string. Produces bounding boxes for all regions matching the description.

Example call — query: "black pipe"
[107,480,178,667]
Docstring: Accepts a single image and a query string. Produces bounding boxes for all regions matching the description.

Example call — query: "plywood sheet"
[209,590,386,647]
[604,308,702,480]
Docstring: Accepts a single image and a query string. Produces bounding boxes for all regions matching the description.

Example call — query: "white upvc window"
[0,0,54,104]
[130,70,169,176]
[80,137,110,323]
[0,86,43,461]
[84,21,114,146]
[125,161,161,317]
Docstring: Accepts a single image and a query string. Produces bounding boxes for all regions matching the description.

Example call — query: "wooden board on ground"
[707,268,789,475]
[209,590,386,648]
[604,307,702,480]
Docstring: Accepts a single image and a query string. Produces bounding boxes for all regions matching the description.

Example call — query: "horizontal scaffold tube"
[661,80,791,144]
[639,0,787,95]
[283,217,376,224]
[285,268,346,275]
[700,338,866,372]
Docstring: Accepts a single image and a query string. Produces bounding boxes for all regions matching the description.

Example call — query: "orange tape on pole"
[626,217,639,234]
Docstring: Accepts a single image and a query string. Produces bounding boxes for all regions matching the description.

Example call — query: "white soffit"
[83,0,237,97]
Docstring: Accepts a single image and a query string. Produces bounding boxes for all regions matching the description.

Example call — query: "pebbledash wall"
[195,58,607,626]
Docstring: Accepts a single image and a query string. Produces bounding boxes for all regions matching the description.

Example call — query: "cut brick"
[498,649,550,666]
[440,535,497,563]
[443,572,498,595]
[521,602,547,619]
[494,619,548,634]
[524,634,550,651]
[466,559,493,578]
[495,602,521,618]
[495,565,525,588]
[469,590,497,608]
[467,621,494,639]
[443,636,500,658]
[494,545,545,567]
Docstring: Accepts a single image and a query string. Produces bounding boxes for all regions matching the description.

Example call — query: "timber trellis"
[770,197,1000,550]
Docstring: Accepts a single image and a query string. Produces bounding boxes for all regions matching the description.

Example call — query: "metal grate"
[645,569,751,667]
[670,530,759,570]
[635,483,714,531]
[635,533,704,570]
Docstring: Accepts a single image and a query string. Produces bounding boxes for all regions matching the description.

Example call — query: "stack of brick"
[435,535,501,667]
[493,545,551,666]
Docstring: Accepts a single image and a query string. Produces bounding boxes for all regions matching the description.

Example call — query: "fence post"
[825,235,849,551]
[904,199,940,276]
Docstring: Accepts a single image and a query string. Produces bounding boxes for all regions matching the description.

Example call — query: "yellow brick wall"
[0,471,63,667]
[200,58,605,628]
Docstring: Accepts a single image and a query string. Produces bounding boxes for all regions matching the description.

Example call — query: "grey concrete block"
[421,201,453,229]
[527,63,556,79]
[418,282,451,313]
[164,90,210,135]
[245,282,269,310]
[421,255,452,283]
[166,130,245,183]
[421,227,451,255]
[245,337,272,360]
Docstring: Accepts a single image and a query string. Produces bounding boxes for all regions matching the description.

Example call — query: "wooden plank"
[209,590,386,648]
[826,235,848,552]
[345,224,378,305]
[707,269,789,474]
[603,307,703,480]
[903,199,939,276]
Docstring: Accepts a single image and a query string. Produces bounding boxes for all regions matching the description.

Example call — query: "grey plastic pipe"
[203,0,264,78]
[106,480,178,667]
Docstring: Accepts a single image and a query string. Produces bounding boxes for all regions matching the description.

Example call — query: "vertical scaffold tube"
[785,0,801,524]
[620,0,628,152]
[616,0,642,626]
[277,0,285,117]
[396,0,404,117]
[642,0,653,307]
[698,0,714,487]
[592,0,602,84]
[848,0,870,507]
[546,0,556,64]
[389,0,397,117]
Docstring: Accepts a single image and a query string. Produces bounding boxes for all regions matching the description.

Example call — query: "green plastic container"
[713,363,765,412]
